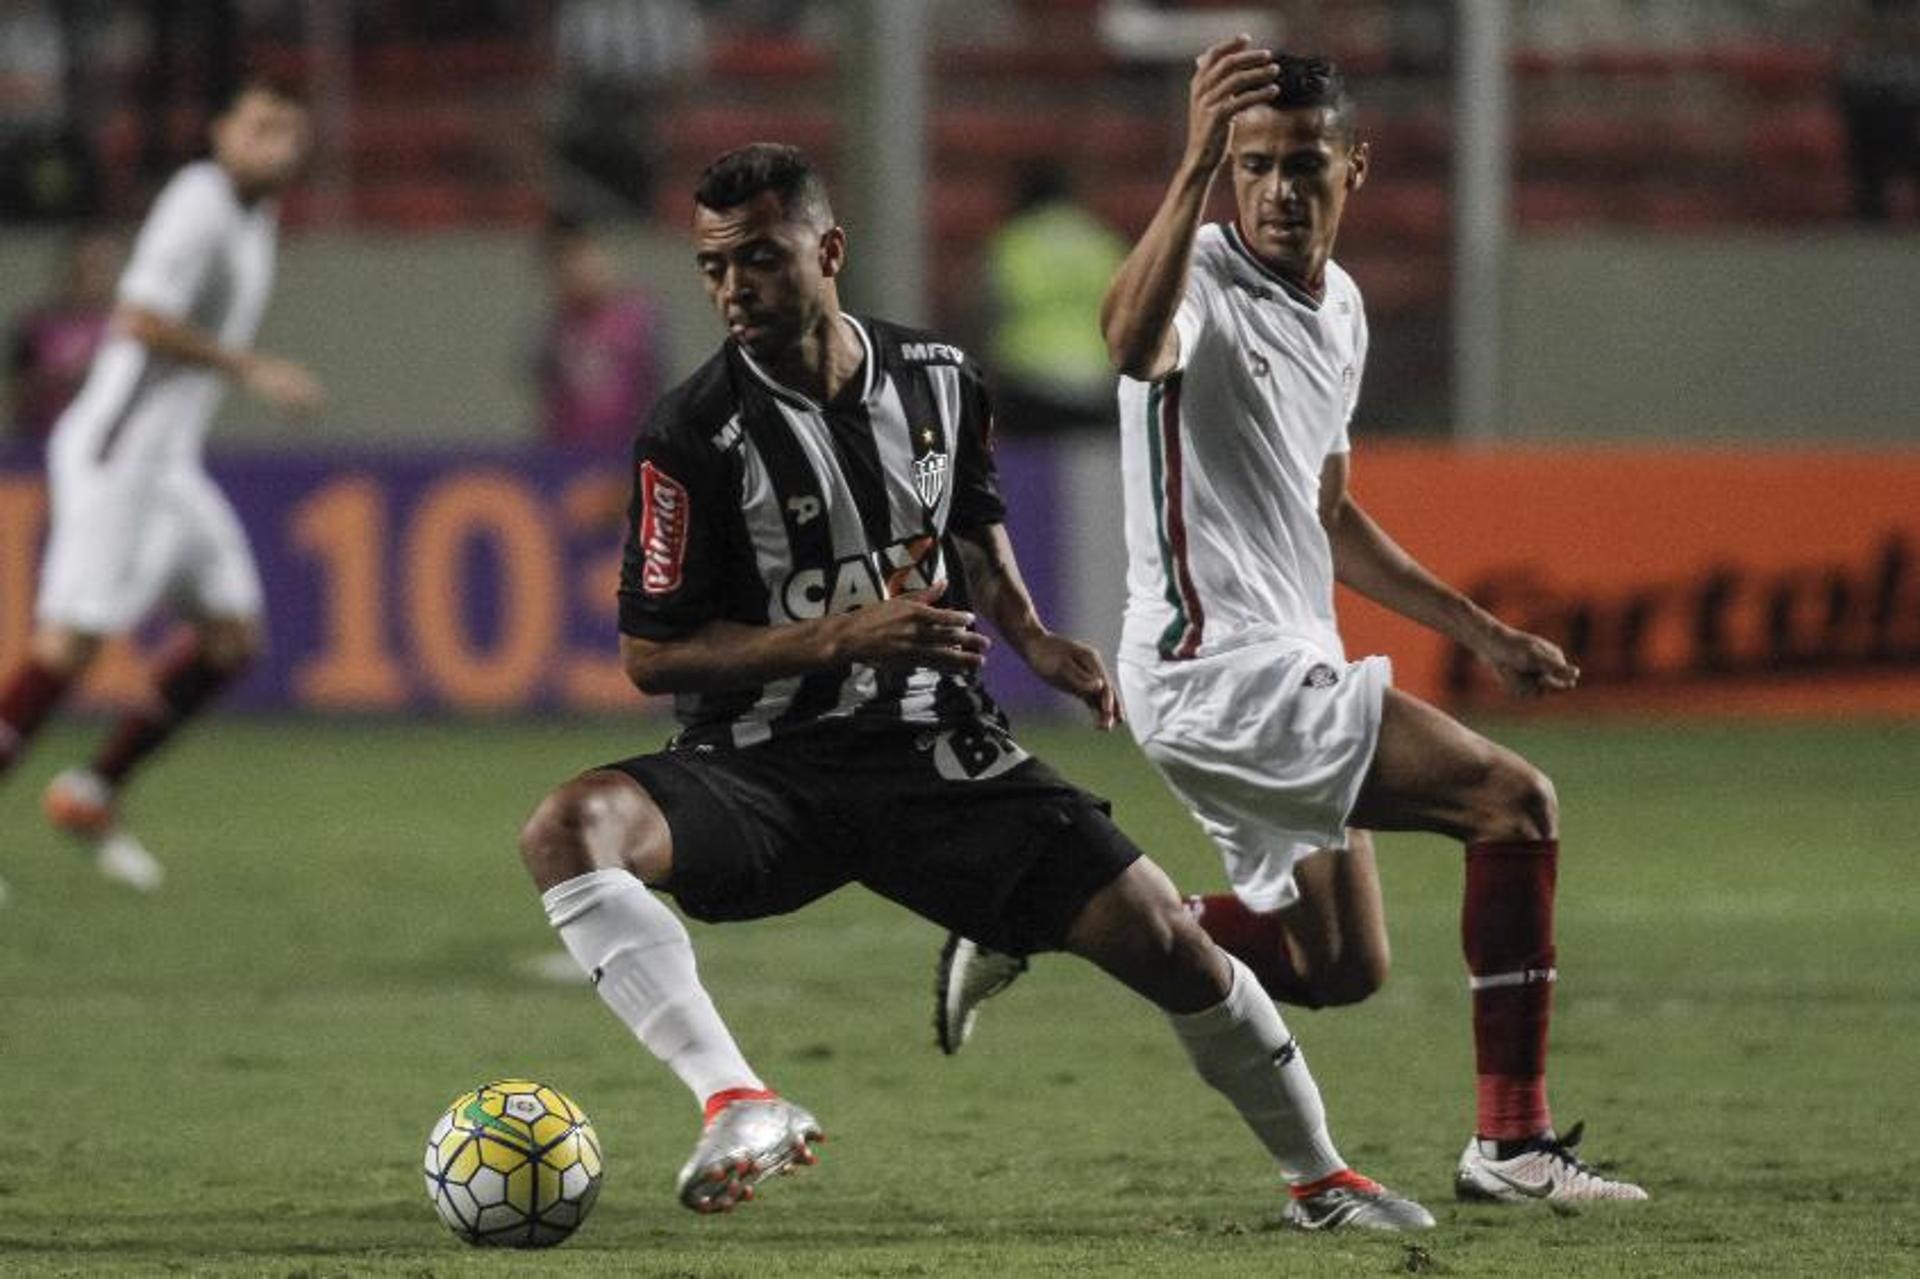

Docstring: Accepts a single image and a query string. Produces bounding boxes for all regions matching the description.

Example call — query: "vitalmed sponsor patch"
[638,461,689,594]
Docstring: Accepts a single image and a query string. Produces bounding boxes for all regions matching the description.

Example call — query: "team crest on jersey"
[638,461,689,594]
[1303,663,1340,689]
[912,428,949,510]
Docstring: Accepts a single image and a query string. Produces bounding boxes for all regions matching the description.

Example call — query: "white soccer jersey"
[1118,222,1368,665]
[48,160,278,474]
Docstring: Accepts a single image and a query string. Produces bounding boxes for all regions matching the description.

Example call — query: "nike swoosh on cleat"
[1477,1164,1556,1199]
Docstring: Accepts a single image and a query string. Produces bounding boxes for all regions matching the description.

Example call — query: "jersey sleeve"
[1336,293,1370,451]
[949,363,1009,531]
[117,168,226,320]
[617,413,732,641]
[1167,234,1229,375]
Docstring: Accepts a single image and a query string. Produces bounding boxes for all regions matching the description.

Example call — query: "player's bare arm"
[951,523,1119,729]
[620,583,988,696]
[116,305,324,417]
[1318,452,1577,696]
[1100,35,1278,381]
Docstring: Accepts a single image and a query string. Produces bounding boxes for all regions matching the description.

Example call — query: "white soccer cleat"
[676,1095,823,1214]
[1284,1171,1436,1232]
[934,933,1027,1055]
[43,769,165,893]
[93,829,165,894]
[1455,1123,1649,1203]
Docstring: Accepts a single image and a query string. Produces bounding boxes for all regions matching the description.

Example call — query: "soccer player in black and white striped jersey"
[0,79,321,895]
[517,144,1430,1230]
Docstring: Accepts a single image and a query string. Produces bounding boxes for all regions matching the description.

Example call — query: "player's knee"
[30,629,99,676]
[196,620,262,672]
[517,772,670,891]
[1474,758,1558,843]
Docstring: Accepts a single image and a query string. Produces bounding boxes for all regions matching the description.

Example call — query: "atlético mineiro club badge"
[912,426,948,511]
[639,460,688,595]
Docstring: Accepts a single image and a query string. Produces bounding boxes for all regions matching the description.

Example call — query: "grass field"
[1,716,1917,1276]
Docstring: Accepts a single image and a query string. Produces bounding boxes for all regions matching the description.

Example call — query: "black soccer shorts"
[600,720,1140,957]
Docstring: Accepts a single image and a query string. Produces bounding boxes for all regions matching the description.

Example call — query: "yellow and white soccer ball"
[423,1078,604,1247]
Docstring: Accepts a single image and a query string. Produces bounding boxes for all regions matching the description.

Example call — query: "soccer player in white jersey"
[937,42,1648,1205]
[0,79,320,891]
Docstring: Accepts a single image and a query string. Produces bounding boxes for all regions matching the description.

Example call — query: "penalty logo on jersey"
[912,427,949,511]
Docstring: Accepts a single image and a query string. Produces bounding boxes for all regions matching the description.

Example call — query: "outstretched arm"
[1319,453,1578,696]
[117,305,324,417]
[952,524,1119,729]
[1100,35,1278,381]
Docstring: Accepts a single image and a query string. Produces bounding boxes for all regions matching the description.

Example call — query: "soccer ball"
[422,1078,604,1247]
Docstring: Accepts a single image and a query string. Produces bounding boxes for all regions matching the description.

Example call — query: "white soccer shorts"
[1118,640,1391,913]
[36,462,264,634]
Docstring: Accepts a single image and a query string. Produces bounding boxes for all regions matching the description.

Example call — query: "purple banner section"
[0,441,1063,716]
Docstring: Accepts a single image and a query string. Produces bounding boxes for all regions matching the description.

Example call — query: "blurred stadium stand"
[0,0,1907,438]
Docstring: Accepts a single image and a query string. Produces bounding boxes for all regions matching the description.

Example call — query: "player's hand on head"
[1185,34,1280,172]
[240,352,326,418]
[1484,625,1579,698]
[835,579,991,677]
[1021,633,1120,730]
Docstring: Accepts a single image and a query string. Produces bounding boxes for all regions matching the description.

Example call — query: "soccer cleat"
[44,770,165,893]
[93,829,165,894]
[934,933,1027,1055]
[676,1095,823,1214]
[43,767,117,837]
[1454,1122,1649,1203]
[1284,1170,1436,1232]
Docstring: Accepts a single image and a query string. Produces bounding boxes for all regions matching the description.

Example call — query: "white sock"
[542,868,763,1106]
[1166,954,1346,1185]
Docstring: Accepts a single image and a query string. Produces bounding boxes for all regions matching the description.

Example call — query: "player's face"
[212,90,310,196]
[1227,106,1368,285]
[692,191,845,362]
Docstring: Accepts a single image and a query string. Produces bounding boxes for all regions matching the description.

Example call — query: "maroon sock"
[0,658,75,773]
[1463,840,1559,1141]
[92,636,242,787]
[1184,893,1319,1006]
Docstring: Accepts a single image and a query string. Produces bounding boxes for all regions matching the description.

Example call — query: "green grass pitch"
[1,716,1916,1276]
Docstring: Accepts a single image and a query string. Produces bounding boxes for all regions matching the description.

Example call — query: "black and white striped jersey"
[618,314,1008,748]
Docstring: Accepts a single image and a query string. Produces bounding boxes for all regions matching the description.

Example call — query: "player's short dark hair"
[542,209,594,252]
[1273,53,1356,144]
[694,143,834,228]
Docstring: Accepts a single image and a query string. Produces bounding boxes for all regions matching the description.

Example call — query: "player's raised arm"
[951,524,1119,729]
[1100,36,1277,381]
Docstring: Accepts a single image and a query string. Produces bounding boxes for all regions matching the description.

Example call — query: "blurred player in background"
[938,42,1649,1206]
[0,77,322,892]
[534,211,669,455]
[518,144,1432,1231]
[7,228,122,443]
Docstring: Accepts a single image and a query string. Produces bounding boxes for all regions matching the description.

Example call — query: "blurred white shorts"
[1119,640,1391,913]
[36,461,263,634]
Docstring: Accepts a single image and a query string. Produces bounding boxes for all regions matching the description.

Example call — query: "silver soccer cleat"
[934,933,1027,1055]
[1455,1122,1649,1203]
[1284,1173,1436,1232]
[676,1096,823,1214]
